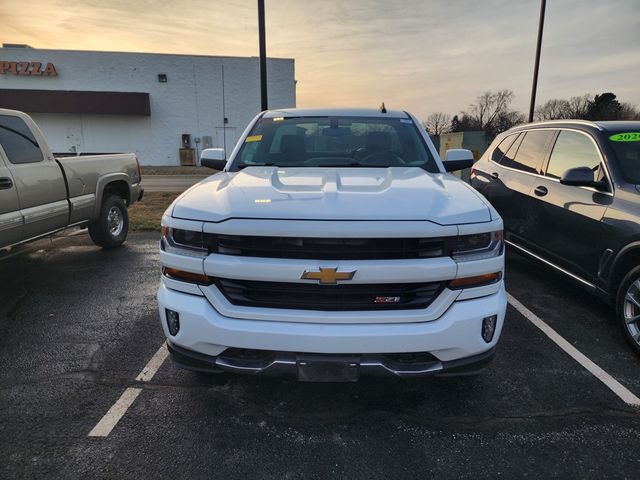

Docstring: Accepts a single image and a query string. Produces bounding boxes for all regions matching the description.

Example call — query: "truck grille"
[210,235,446,260]
[214,278,445,311]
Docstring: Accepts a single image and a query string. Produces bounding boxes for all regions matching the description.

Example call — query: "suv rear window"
[232,116,438,172]
[503,130,556,174]
[491,134,518,163]
[0,114,44,164]
[498,133,524,168]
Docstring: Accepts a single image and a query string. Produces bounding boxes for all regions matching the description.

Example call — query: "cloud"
[1,0,638,120]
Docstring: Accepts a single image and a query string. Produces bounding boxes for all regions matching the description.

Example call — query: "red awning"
[0,89,151,115]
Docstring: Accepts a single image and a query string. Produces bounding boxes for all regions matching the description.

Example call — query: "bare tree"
[422,112,452,136]
[465,90,515,130]
[536,93,638,120]
[620,102,640,120]
[566,94,592,119]
[494,110,526,134]
[535,99,571,120]
[456,90,521,136]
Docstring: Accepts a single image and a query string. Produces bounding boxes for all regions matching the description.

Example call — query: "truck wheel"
[616,266,640,356]
[88,194,129,248]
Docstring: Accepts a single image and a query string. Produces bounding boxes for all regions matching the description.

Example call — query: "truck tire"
[88,194,129,248]
[616,265,640,356]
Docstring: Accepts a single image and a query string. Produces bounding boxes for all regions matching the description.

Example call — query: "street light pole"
[258,0,268,111]
[528,0,546,122]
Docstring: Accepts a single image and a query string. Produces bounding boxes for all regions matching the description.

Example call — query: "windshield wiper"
[318,162,371,168]
[238,163,321,168]
[238,162,376,169]
[238,163,277,169]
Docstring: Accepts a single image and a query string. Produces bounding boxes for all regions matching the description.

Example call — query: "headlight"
[161,227,211,257]
[452,230,503,261]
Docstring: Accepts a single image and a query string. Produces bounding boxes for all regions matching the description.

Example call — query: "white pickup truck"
[0,109,143,250]
[158,108,506,381]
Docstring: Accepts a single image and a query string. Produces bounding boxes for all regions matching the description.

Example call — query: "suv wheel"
[616,266,640,355]
[88,194,129,248]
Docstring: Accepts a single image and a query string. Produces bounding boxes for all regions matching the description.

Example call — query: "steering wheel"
[360,151,405,167]
[351,147,367,160]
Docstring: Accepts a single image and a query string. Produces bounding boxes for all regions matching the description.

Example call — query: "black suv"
[471,120,640,354]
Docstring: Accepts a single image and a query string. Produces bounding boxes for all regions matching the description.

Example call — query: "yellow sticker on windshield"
[610,132,640,142]
[245,135,263,143]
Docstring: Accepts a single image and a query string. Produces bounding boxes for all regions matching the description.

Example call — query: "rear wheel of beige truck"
[88,195,129,248]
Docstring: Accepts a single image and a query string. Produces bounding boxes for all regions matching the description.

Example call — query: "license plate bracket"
[296,355,360,382]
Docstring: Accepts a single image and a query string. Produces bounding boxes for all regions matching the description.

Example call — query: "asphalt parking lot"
[1,232,639,479]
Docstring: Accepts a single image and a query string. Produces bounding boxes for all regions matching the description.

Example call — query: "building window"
[157,74,168,83]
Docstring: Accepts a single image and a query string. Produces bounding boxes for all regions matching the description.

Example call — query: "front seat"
[279,135,307,165]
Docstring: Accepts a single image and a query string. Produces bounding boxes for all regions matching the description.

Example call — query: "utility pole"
[258,0,268,111]
[528,0,546,122]
[221,65,226,156]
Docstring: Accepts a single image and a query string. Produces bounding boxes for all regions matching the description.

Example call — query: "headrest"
[365,131,391,152]
[280,135,306,156]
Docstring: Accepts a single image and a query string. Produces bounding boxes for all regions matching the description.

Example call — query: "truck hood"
[171,167,491,224]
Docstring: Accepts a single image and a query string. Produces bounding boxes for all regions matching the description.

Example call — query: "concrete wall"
[0,47,296,165]
[438,131,488,160]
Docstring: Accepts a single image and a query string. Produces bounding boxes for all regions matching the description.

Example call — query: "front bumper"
[157,281,507,377]
[167,340,497,378]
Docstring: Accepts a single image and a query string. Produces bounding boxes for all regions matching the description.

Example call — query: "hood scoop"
[267,167,395,193]
[171,167,491,225]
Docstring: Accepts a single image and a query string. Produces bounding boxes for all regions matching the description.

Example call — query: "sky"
[1,0,639,120]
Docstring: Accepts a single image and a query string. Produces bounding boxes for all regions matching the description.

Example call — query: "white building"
[0,44,296,165]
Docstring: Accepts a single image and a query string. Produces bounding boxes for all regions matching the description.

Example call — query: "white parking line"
[136,343,169,382]
[88,343,169,437]
[88,294,639,436]
[508,293,640,408]
[88,388,142,437]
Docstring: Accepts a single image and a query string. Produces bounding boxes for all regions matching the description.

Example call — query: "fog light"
[482,315,497,343]
[166,309,180,336]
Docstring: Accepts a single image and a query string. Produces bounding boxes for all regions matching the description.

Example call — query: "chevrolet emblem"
[301,267,356,285]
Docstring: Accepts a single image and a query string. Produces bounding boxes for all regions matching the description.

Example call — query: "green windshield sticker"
[610,132,640,142]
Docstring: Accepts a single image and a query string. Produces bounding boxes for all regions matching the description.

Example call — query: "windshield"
[608,131,640,183]
[231,116,438,172]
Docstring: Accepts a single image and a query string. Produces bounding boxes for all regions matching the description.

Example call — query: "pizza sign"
[0,61,58,77]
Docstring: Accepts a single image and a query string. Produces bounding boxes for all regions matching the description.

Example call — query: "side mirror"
[200,148,226,170]
[560,166,598,187]
[443,149,474,172]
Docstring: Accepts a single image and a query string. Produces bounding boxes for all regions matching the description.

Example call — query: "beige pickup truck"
[0,108,143,250]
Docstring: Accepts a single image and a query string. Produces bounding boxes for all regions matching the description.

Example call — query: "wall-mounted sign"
[0,61,58,77]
